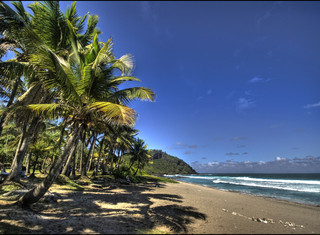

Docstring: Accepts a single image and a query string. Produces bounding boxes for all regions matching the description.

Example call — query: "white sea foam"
[212,180,320,193]
[235,177,320,185]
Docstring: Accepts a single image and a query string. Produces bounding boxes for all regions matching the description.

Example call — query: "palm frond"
[108,76,141,87]
[92,37,114,69]
[89,101,136,126]
[27,103,69,120]
[111,54,134,75]
[0,61,35,81]
[11,1,30,23]
[113,87,156,104]
[29,46,81,102]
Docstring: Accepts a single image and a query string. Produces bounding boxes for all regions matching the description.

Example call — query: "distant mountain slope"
[144,150,197,175]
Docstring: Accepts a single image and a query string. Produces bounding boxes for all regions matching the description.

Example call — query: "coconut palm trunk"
[61,139,79,175]
[92,140,104,177]
[0,78,21,136]
[6,117,41,182]
[82,132,97,176]
[79,141,84,174]
[18,125,80,207]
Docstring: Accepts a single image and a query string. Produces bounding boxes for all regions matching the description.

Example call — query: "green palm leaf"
[113,87,156,104]
[89,101,136,126]
[27,103,69,120]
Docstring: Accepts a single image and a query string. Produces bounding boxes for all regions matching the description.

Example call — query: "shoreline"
[171,178,320,208]
[158,180,320,234]
[1,178,320,234]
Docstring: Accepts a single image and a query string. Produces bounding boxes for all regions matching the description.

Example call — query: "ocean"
[164,173,320,206]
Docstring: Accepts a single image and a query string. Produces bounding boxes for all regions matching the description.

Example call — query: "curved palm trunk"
[133,162,140,176]
[6,117,41,182]
[127,160,135,174]
[18,125,80,207]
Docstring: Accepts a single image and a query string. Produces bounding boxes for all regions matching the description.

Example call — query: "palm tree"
[127,138,152,175]
[18,29,155,206]
[0,1,100,181]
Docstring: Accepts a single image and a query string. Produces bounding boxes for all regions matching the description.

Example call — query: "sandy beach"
[1,180,320,234]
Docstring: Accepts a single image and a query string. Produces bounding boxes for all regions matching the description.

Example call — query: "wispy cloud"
[139,1,172,42]
[167,142,198,150]
[189,145,198,149]
[236,98,256,111]
[256,11,271,29]
[232,137,247,141]
[191,156,320,173]
[244,90,253,96]
[248,76,272,83]
[269,124,283,129]
[304,101,320,109]
[184,151,193,155]
[237,145,246,148]
[226,152,240,156]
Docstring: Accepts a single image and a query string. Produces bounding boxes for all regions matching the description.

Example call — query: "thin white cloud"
[236,98,256,111]
[232,137,247,141]
[249,76,264,83]
[256,10,271,29]
[248,76,273,83]
[304,101,320,109]
[276,156,287,161]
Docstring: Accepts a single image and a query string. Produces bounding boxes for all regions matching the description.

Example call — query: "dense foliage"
[144,150,197,175]
[0,1,156,207]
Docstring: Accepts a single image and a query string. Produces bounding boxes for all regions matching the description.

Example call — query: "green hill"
[144,150,197,175]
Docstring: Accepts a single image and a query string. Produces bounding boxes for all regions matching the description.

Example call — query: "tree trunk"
[6,117,41,182]
[82,133,97,177]
[88,150,94,172]
[29,154,39,178]
[40,156,48,174]
[0,78,21,136]
[133,163,140,176]
[92,140,104,177]
[79,141,84,174]
[71,147,77,177]
[61,140,78,176]
[25,153,31,174]
[18,125,80,207]
[127,160,135,174]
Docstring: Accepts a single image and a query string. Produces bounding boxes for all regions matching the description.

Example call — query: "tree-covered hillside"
[144,150,197,175]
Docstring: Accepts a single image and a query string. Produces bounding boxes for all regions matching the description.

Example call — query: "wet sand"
[1,180,320,234]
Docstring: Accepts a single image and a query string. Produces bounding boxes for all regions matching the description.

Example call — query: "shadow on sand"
[0,181,206,234]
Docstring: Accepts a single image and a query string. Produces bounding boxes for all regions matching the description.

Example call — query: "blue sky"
[5,1,320,173]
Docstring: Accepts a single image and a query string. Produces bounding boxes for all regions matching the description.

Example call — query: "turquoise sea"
[164,173,320,206]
